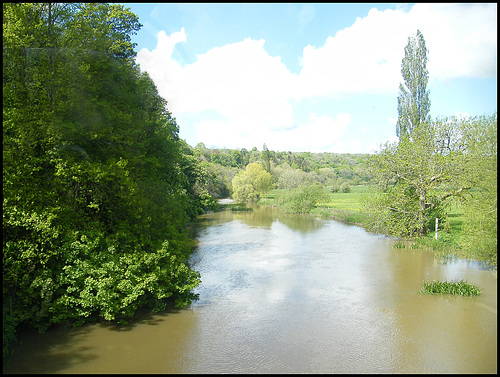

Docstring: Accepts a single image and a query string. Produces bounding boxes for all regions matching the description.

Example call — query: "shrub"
[340,182,351,193]
[275,183,329,214]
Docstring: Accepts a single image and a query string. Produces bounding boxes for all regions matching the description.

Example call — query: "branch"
[438,186,472,202]
[428,173,444,183]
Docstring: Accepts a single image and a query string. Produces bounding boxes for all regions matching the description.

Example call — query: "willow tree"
[232,162,273,202]
[396,30,431,137]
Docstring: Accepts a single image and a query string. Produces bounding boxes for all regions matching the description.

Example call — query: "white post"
[435,217,439,240]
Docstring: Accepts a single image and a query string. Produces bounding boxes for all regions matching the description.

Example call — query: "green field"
[264,185,465,227]
[311,185,372,224]
[261,185,372,225]
[316,184,372,211]
[263,185,370,211]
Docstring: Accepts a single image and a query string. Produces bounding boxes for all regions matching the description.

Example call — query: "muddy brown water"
[4,204,497,373]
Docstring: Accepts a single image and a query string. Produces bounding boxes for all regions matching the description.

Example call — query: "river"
[3,204,497,373]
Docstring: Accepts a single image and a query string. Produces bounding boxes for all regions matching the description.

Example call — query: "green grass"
[313,185,371,224]
[264,185,373,224]
[419,280,481,296]
[317,184,371,210]
[408,202,467,260]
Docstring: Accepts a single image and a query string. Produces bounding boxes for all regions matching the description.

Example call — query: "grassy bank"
[260,185,496,268]
[313,184,371,225]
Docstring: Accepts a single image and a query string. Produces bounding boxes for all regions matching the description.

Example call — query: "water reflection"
[4,205,497,374]
[193,203,325,234]
[186,206,497,373]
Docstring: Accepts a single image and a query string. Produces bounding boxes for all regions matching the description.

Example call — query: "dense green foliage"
[3,3,206,358]
[232,162,273,202]
[362,115,496,240]
[419,280,481,296]
[397,29,431,137]
[455,115,497,266]
[363,124,448,237]
[192,142,372,199]
[274,184,329,214]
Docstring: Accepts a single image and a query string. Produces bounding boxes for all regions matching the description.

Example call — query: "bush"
[275,184,329,214]
[330,184,339,193]
[340,182,351,193]
[197,192,219,212]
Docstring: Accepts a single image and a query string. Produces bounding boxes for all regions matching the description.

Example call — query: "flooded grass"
[419,280,481,296]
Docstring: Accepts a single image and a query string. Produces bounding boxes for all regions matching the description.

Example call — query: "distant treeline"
[191,142,373,199]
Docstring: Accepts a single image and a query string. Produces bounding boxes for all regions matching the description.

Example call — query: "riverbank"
[258,186,497,269]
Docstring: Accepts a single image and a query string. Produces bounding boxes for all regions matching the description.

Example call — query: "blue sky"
[121,3,497,153]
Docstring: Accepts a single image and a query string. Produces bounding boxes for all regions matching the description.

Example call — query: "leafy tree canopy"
[396,29,431,137]
[3,2,205,358]
[362,114,496,240]
[232,162,273,202]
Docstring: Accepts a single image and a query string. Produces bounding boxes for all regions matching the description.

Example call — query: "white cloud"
[138,34,297,128]
[194,112,351,153]
[296,3,496,98]
[296,7,410,99]
[412,3,497,80]
[135,3,496,153]
[136,28,187,111]
[275,112,351,152]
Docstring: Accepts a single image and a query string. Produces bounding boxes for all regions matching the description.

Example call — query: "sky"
[121,3,497,154]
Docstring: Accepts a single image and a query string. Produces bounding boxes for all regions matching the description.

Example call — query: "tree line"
[192,142,372,200]
[3,3,214,358]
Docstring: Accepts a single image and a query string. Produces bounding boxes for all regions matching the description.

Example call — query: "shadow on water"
[3,322,97,374]
[3,306,181,374]
[97,305,181,332]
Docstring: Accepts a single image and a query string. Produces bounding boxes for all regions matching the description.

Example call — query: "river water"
[4,204,497,373]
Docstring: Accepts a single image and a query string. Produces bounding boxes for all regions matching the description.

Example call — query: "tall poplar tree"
[396,30,431,137]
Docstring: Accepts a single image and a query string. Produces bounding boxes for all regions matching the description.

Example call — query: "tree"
[261,143,272,172]
[456,114,497,265]
[232,163,272,202]
[362,121,469,237]
[274,183,329,214]
[3,3,203,358]
[396,30,431,137]
[275,165,312,189]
